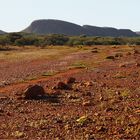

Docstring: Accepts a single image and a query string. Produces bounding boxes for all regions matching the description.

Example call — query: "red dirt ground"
[0,46,140,139]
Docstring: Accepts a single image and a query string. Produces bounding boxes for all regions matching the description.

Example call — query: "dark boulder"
[23,85,45,99]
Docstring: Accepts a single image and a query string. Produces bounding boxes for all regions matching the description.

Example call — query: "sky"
[0,0,139,32]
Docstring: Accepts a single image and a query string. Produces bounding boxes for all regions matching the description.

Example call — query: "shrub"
[7,33,22,44]
[0,33,140,47]
[15,37,39,46]
[43,34,69,46]
[0,36,10,46]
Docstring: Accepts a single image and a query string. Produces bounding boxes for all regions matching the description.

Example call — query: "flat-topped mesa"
[23,19,138,37]
[83,25,137,37]
[23,19,90,36]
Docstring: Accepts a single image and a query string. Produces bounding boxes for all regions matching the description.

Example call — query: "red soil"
[0,46,140,139]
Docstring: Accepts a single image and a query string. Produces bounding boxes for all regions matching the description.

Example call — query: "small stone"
[91,50,98,53]
[82,101,92,106]
[76,116,88,125]
[106,56,115,60]
[126,52,131,55]
[134,50,139,54]
[52,90,61,95]
[105,107,114,112]
[97,126,108,133]
[0,81,9,86]
[84,81,93,87]
[89,134,95,140]
[67,95,72,99]
[73,88,79,92]
[116,91,121,95]
[67,95,77,99]
[135,110,140,114]
[66,77,76,84]
[7,112,12,116]
[0,95,9,100]
[85,92,92,96]
[99,96,103,101]
[56,119,63,124]
[0,108,4,113]
[13,131,25,138]
[119,63,126,68]
[54,82,70,90]
[100,83,106,87]
[115,53,123,58]
[94,113,99,116]
[135,63,140,67]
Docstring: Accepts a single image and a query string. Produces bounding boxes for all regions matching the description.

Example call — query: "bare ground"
[0,45,140,140]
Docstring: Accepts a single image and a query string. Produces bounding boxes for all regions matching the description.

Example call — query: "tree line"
[0,33,140,47]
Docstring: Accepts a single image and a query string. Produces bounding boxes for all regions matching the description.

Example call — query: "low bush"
[0,33,140,47]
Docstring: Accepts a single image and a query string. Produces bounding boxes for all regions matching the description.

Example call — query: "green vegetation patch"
[1,33,140,49]
[42,71,58,77]
[113,72,127,79]
[68,62,87,69]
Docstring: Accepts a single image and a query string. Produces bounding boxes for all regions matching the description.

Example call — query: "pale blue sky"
[0,0,139,32]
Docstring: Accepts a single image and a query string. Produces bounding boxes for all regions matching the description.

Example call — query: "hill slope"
[23,19,138,37]
[23,19,90,36]
[136,32,140,35]
[83,25,137,37]
[0,30,6,34]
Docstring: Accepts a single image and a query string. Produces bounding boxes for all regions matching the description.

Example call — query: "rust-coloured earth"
[0,46,140,139]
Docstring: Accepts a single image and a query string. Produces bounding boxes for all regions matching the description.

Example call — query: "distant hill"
[23,19,89,36]
[136,32,140,35]
[0,30,6,34]
[23,19,138,37]
[83,25,137,37]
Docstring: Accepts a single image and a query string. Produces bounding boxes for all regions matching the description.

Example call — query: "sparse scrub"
[1,33,140,47]
[68,62,87,69]
[42,70,58,76]
[113,72,127,79]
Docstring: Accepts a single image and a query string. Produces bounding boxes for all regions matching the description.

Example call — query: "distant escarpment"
[23,19,138,37]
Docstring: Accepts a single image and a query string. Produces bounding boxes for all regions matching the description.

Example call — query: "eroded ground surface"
[0,45,140,140]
